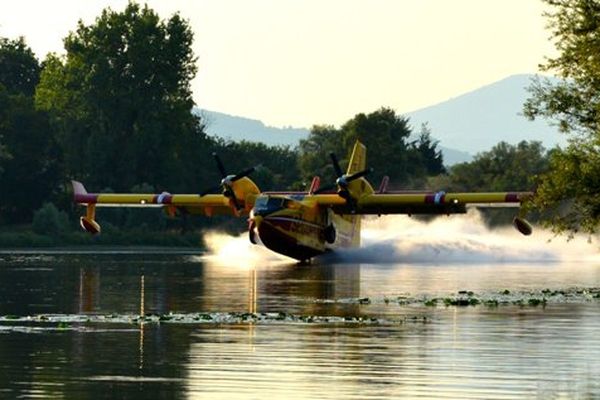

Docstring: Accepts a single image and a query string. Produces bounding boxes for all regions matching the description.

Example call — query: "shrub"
[32,202,69,235]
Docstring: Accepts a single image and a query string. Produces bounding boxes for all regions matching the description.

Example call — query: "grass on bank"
[0,203,224,248]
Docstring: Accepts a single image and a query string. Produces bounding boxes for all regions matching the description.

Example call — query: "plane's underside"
[253,210,360,261]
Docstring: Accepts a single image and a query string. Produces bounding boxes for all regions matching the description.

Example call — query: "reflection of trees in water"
[0,255,84,315]
[15,255,364,317]
[0,317,191,399]
[184,261,362,317]
[260,263,362,317]
[5,255,600,398]
[78,267,100,313]
[74,255,203,314]
[0,255,366,398]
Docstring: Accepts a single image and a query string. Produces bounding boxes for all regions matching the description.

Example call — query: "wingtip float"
[71,180,101,235]
[72,141,534,262]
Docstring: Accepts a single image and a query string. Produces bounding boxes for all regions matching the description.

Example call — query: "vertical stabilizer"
[346,141,367,175]
[345,141,374,197]
[342,141,373,247]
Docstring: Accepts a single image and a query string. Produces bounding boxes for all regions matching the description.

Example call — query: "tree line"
[0,2,453,234]
[2,1,596,242]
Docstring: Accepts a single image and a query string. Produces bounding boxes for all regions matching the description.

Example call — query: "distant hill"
[197,109,308,148]
[196,74,565,165]
[196,109,472,165]
[405,74,565,154]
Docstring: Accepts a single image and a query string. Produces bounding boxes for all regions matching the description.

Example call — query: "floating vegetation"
[424,298,438,307]
[528,298,547,307]
[0,312,423,327]
[313,287,600,308]
[443,297,480,307]
[483,299,499,307]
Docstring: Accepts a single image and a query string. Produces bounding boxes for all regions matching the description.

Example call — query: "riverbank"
[0,225,204,248]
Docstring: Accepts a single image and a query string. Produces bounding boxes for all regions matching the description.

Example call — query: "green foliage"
[298,107,445,190]
[0,134,11,175]
[341,108,415,188]
[426,141,550,227]
[298,125,341,185]
[412,124,445,176]
[523,0,600,234]
[527,140,600,235]
[32,203,69,235]
[0,38,62,224]
[35,2,204,192]
[0,37,40,96]
[210,139,299,191]
[433,141,549,192]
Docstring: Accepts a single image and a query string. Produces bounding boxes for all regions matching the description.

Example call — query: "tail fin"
[346,141,367,175]
[346,141,374,197]
[72,180,88,196]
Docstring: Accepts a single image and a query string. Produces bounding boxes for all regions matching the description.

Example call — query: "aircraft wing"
[311,191,532,215]
[72,180,247,217]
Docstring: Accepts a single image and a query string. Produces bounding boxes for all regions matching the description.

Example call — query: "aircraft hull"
[254,212,360,261]
[257,217,326,261]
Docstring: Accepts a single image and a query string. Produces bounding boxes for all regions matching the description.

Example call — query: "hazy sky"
[0,0,556,127]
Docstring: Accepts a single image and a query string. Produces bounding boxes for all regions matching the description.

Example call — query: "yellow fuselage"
[250,194,360,261]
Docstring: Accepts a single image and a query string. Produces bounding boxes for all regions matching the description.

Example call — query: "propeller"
[200,153,257,210]
[313,152,373,197]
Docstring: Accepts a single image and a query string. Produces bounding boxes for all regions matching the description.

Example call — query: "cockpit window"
[254,196,286,213]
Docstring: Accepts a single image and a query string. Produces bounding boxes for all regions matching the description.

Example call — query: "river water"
[1,215,600,399]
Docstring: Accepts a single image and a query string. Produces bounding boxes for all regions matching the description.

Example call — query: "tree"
[412,124,445,177]
[434,141,549,192]
[297,125,343,185]
[341,108,414,188]
[36,2,205,192]
[32,203,69,235]
[523,0,600,235]
[0,132,10,175]
[0,86,62,224]
[297,108,445,190]
[0,37,40,96]
[425,141,550,227]
[0,38,62,224]
[218,141,299,191]
[0,36,42,176]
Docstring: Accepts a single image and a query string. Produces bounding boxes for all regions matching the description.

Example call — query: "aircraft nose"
[248,215,262,245]
[252,208,270,217]
[251,215,263,228]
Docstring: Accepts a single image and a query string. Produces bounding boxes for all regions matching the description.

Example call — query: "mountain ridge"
[405,74,565,154]
[197,74,564,165]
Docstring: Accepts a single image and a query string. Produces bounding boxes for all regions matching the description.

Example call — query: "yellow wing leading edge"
[72,177,260,234]
[72,140,533,237]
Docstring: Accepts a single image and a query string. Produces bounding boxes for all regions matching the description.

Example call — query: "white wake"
[200,210,599,265]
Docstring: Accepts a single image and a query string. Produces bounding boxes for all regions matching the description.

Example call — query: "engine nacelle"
[80,216,101,235]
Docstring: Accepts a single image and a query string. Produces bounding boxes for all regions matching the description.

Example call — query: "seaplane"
[72,141,533,262]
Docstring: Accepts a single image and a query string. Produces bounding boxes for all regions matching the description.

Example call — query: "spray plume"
[201,211,599,265]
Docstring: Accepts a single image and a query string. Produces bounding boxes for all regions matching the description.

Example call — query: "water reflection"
[1,254,363,317]
[1,252,600,399]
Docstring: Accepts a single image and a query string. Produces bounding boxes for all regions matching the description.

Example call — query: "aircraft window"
[254,197,268,209]
[267,198,285,209]
[254,197,286,212]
